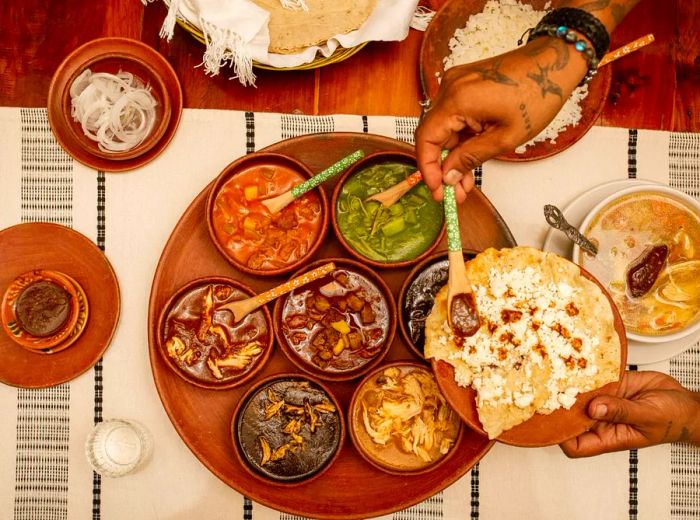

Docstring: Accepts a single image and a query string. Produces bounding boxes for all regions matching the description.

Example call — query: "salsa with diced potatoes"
[336,162,443,262]
[212,164,323,271]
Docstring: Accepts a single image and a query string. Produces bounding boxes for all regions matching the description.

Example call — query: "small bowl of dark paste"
[158,277,273,390]
[274,258,396,382]
[332,151,445,269]
[399,250,477,358]
[233,374,344,484]
[1,270,83,352]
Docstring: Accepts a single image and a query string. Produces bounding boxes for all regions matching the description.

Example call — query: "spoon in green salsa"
[443,184,480,337]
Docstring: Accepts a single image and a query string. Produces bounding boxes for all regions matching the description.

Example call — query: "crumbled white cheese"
[450,265,599,415]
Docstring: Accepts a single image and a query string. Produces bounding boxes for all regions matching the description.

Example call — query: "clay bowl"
[1,270,81,352]
[273,257,397,382]
[206,152,330,277]
[398,249,478,359]
[51,38,171,162]
[331,151,446,269]
[419,0,612,162]
[231,373,345,485]
[431,264,628,447]
[348,361,463,476]
[156,277,274,390]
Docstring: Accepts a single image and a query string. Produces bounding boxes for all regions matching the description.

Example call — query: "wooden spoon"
[365,150,448,208]
[261,150,365,214]
[443,185,480,337]
[217,262,336,322]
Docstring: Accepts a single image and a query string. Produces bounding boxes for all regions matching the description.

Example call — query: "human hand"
[560,371,700,458]
[415,36,587,202]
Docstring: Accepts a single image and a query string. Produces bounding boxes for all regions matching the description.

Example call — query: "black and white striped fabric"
[0,107,698,520]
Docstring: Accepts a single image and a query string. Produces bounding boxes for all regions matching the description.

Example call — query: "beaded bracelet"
[522,7,610,86]
[521,24,600,85]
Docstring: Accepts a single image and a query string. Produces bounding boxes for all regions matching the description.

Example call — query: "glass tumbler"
[85,419,153,477]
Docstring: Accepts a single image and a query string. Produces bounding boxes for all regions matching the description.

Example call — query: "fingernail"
[592,404,608,419]
[444,169,464,185]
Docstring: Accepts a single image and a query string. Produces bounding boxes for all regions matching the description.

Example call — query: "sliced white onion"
[70,68,158,153]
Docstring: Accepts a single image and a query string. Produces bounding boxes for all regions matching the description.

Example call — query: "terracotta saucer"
[431,265,628,447]
[48,37,183,173]
[0,223,120,388]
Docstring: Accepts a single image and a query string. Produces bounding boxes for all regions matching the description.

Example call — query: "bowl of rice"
[420,0,612,162]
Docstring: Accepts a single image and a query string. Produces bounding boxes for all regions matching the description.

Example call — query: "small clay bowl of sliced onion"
[157,277,274,390]
[232,373,345,485]
[349,361,463,475]
[273,258,396,382]
[60,48,171,161]
[206,153,329,277]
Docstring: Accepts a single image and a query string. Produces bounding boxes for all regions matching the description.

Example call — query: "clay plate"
[48,37,183,172]
[273,257,396,382]
[206,152,330,277]
[148,133,516,519]
[331,151,446,268]
[0,223,120,388]
[431,265,628,447]
[420,0,612,162]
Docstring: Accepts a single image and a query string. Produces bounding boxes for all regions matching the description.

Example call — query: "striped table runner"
[0,107,698,520]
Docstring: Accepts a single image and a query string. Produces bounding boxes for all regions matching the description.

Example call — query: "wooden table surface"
[1,0,698,131]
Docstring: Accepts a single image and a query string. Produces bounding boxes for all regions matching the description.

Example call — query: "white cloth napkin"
[158,0,420,85]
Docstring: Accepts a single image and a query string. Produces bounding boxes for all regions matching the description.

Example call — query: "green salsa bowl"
[332,151,445,268]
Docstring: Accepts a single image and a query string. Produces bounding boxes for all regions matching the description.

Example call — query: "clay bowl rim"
[230,371,346,487]
[205,152,330,277]
[156,276,275,391]
[397,248,479,360]
[273,257,397,382]
[347,360,465,476]
[1,269,82,351]
[56,40,172,162]
[39,273,90,355]
[331,150,446,270]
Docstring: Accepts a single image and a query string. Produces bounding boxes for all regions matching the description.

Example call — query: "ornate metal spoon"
[544,204,598,256]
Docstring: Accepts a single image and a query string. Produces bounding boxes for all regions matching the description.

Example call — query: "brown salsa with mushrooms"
[237,377,341,482]
[162,283,269,384]
[281,268,390,373]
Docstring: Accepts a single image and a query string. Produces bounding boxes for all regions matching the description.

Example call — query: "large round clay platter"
[432,264,628,447]
[148,133,516,519]
[0,223,120,388]
[420,0,612,162]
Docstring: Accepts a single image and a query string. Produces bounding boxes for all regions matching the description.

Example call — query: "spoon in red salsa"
[218,262,336,323]
[443,185,480,337]
[262,150,365,214]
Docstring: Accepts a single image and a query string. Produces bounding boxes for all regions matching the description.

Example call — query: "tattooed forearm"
[610,2,629,23]
[519,103,533,136]
[525,37,571,71]
[466,57,519,87]
[679,427,691,443]
[527,63,563,99]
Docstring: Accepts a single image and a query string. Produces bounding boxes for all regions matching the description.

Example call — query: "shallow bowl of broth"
[332,151,445,269]
[573,186,700,343]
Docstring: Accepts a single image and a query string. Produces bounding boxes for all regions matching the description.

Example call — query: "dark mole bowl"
[233,374,344,485]
[16,281,72,337]
[398,249,478,358]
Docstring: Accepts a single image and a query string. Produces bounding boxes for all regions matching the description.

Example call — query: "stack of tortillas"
[252,0,378,54]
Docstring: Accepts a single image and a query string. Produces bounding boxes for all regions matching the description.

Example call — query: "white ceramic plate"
[542,179,700,366]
